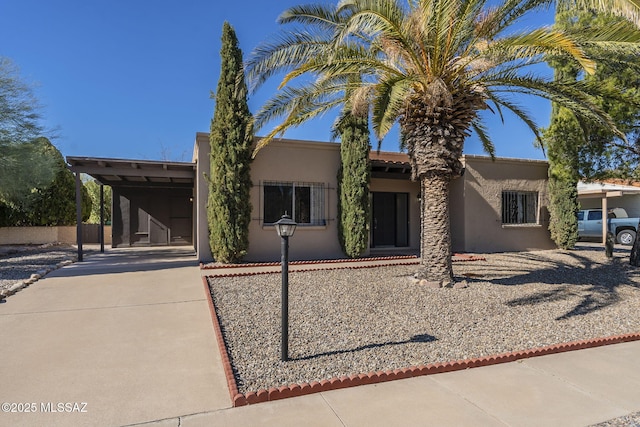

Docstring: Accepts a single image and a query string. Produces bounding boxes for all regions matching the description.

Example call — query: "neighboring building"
[578,180,640,218]
[68,135,555,262]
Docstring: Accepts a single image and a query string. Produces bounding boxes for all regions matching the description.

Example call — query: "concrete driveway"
[0,247,230,427]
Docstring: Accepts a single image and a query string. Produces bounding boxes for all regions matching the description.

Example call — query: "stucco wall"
[193,134,555,261]
[456,156,554,253]
[0,226,112,245]
[194,133,213,262]
[449,174,466,253]
[195,135,348,262]
[246,139,343,261]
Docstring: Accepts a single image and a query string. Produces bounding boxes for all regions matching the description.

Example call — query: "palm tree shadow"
[463,250,639,321]
[292,333,437,362]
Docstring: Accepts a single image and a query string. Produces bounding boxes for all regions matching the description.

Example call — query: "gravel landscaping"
[207,245,640,395]
[592,411,640,426]
[0,244,95,296]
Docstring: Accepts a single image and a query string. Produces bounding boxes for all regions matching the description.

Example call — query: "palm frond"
[488,74,625,139]
[246,31,333,91]
[484,91,544,146]
[471,120,496,158]
[485,0,551,36]
[488,28,596,74]
[278,3,346,30]
[336,0,427,76]
[573,0,640,27]
[371,76,413,139]
[279,43,403,88]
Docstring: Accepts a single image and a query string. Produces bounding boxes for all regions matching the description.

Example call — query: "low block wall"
[0,225,112,246]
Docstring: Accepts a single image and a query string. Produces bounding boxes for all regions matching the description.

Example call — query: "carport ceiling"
[66,156,196,188]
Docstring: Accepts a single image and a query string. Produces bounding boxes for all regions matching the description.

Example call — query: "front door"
[371,192,409,247]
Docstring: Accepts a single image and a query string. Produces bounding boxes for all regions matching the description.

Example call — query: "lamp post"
[274,214,297,361]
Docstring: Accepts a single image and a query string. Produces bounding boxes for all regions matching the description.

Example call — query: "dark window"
[263,182,325,225]
[263,184,293,224]
[502,191,538,224]
[587,210,602,221]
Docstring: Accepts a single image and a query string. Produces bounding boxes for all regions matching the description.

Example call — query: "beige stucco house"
[194,133,555,262]
[67,134,554,262]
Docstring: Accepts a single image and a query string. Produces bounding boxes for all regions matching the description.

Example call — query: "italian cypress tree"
[207,22,253,263]
[545,106,582,249]
[337,112,371,258]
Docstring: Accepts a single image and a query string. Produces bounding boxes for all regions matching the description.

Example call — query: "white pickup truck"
[577,208,639,246]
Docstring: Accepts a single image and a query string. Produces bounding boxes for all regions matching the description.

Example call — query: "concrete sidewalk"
[2,247,640,426]
[150,340,640,427]
[0,247,229,427]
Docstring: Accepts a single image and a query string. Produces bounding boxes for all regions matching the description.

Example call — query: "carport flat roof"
[66,156,196,188]
[578,181,640,199]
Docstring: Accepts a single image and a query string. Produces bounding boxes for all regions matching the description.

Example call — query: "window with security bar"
[263,182,326,225]
[501,191,538,224]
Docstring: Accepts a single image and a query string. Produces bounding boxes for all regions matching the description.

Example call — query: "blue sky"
[1,0,554,162]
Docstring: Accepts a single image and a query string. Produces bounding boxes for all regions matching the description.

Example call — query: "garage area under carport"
[67,156,196,260]
[578,180,640,245]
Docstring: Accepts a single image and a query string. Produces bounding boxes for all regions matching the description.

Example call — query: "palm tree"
[247,0,640,286]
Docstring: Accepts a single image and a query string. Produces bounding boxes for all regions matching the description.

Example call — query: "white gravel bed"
[0,244,93,294]
[208,246,640,394]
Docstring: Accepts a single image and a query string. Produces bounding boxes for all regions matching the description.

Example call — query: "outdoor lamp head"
[275,214,297,237]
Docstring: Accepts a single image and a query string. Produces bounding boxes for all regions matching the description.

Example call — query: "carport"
[67,157,196,261]
[578,181,640,245]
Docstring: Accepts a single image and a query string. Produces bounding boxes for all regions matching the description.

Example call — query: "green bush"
[0,137,91,226]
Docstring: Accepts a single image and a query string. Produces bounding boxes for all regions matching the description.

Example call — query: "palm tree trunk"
[418,173,454,286]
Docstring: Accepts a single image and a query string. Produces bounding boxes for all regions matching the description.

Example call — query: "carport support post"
[602,196,608,246]
[75,172,83,262]
[99,184,105,253]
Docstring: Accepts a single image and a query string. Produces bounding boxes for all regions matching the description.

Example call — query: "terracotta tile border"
[201,275,640,408]
[204,262,420,278]
[200,254,487,270]
[202,275,241,403]
[200,253,486,278]
[200,255,419,270]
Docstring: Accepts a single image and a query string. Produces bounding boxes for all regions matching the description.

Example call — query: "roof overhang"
[66,156,196,189]
[369,151,412,180]
[578,181,640,199]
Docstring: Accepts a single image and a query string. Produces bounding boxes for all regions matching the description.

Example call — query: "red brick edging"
[202,276,241,402]
[200,254,486,270]
[202,276,640,408]
[200,255,419,270]
[200,253,486,278]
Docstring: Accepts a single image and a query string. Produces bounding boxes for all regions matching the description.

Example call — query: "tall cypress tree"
[544,6,586,249]
[545,107,581,249]
[207,22,253,263]
[337,112,371,258]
